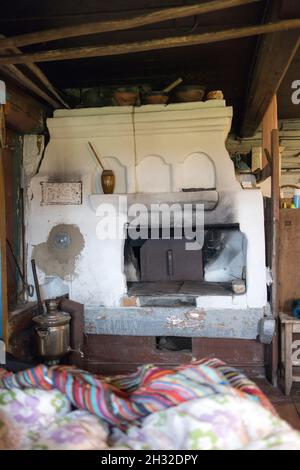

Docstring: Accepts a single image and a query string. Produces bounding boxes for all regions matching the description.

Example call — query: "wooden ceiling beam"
[0,36,69,109]
[0,18,300,65]
[0,0,261,50]
[239,0,300,137]
[22,63,69,108]
[0,64,63,109]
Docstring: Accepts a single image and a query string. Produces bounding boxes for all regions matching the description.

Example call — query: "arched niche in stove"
[136,155,172,193]
[181,152,216,191]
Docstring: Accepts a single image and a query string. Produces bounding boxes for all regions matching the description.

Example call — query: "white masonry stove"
[26,101,271,340]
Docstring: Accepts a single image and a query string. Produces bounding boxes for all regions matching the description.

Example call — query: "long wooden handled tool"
[88,142,105,171]
[31,259,43,315]
[6,239,34,298]
[163,78,183,93]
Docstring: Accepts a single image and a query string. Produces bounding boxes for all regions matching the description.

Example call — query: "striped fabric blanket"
[0,358,275,428]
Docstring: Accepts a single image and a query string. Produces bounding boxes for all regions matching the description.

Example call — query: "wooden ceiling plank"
[0,18,300,65]
[0,35,69,108]
[240,1,300,137]
[240,32,300,137]
[23,63,70,108]
[0,64,62,109]
[0,0,261,50]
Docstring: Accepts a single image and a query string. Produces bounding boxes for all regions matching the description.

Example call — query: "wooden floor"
[254,378,300,431]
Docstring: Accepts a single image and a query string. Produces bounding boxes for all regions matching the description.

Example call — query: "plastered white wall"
[26,174,127,306]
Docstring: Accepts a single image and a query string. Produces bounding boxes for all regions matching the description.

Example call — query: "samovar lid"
[33,299,71,326]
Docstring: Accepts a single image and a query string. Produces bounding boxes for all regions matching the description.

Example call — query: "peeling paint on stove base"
[85,305,271,340]
[196,294,248,309]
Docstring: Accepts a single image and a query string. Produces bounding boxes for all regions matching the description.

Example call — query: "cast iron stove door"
[140,239,203,282]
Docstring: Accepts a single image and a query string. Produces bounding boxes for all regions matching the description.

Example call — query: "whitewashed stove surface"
[25,101,270,339]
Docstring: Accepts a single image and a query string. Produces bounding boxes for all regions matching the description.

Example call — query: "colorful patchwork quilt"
[0,358,299,450]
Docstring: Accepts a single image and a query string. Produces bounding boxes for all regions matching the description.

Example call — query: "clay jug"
[101,170,115,194]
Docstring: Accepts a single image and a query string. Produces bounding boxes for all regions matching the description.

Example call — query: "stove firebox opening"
[124,227,247,300]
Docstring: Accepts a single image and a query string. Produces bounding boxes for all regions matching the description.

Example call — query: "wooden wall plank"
[3,130,23,309]
[2,79,48,134]
[83,335,266,376]
[0,140,8,344]
[278,209,300,312]
[2,130,14,308]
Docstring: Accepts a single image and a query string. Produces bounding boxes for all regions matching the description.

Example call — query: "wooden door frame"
[270,127,280,385]
[0,103,8,344]
[261,96,280,384]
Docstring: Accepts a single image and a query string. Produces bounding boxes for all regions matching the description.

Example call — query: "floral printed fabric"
[0,388,108,450]
[111,395,300,451]
[0,359,276,428]
[1,386,300,450]
[31,411,109,450]
[1,362,300,450]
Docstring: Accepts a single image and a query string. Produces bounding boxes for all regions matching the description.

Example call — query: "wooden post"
[262,96,278,166]
[262,94,280,385]
[284,323,293,395]
[270,127,281,385]
[0,104,8,344]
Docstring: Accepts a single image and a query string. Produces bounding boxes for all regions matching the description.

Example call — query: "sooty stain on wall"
[32,224,85,279]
